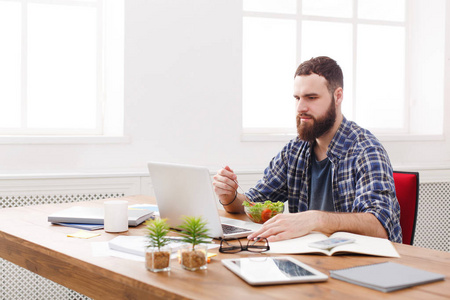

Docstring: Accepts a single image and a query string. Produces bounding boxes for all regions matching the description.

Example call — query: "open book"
[267,232,400,258]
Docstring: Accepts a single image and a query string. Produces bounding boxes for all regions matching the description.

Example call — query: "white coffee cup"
[104,200,129,233]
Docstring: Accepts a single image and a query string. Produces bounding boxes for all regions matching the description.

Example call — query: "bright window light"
[242,0,445,138]
[27,3,98,129]
[0,0,124,137]
[0,1,21,128]
[243,17,297,129]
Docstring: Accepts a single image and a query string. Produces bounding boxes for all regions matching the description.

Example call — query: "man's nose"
[296,98,308,114]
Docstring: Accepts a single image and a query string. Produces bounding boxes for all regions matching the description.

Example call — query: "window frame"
[241,0,443,142]
[0,0,124,139]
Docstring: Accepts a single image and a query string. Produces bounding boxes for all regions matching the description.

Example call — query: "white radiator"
[414,182,450,252]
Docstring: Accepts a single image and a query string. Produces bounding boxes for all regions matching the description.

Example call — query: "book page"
[329,232,400,258]
[267,232,331,255]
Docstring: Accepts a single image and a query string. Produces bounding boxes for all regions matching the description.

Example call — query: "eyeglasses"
[219,238,270,253]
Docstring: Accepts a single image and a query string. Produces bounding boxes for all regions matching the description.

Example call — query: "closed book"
[330,262,445,292]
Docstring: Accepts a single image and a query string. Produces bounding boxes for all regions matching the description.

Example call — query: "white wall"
[0,0,449,178]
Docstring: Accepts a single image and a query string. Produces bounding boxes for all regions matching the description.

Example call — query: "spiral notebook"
[330,262,445,292]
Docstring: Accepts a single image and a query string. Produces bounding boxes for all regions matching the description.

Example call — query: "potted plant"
[178,216,210,271]
[144,218,171,272]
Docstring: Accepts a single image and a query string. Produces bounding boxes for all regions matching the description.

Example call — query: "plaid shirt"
[246,117,403,243]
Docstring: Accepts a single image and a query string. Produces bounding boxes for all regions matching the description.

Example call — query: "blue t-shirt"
[309,151,335,212]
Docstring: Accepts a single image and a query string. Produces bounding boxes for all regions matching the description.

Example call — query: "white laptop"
[147,162,260,239]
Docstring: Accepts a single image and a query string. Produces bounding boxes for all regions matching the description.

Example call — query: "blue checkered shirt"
[245,117,403,243]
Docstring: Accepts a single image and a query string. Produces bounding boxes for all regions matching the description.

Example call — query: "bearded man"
[213,56,402,243]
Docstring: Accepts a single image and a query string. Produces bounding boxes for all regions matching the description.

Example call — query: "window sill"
[241,132,296,142]
[0,135,131,145]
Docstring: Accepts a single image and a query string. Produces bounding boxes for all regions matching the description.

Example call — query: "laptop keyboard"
[222,223,252,234]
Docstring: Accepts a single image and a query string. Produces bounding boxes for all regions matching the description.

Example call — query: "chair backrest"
[393,171,419,245]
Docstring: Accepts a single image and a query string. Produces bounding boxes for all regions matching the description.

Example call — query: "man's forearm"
[317,211,388,239]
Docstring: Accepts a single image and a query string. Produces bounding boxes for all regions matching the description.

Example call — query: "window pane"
[27,3,98,129]
[358,0,405,22]
[409,0,445,135]
[243,17,296,129]
[302,0,353,18]
[301,21,354,119]
[356,25,405,130]
[0,1,21,128]
[243,0,296,14]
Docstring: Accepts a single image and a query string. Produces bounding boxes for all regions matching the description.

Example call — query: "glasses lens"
[219,239,243,253]
[247,238,269,253]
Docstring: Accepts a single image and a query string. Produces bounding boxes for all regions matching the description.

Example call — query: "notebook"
[147,162,260,239]
[48,206,154,227]
[330,262,445,292]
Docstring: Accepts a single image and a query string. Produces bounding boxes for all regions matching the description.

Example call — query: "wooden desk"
[0,195,448,300]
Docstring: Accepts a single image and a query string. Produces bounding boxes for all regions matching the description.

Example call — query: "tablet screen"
[222,257,328,285]
[230,257,314,277]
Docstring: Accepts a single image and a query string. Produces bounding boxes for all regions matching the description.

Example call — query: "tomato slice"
[261,209,272,223]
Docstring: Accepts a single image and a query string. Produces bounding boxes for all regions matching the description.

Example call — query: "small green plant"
[178,216,210,251]
[145,218,171,250]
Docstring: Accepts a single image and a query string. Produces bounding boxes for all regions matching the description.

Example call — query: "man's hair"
[294,56,343,96]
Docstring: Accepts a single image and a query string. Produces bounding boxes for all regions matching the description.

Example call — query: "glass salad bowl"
[243,200,284,224]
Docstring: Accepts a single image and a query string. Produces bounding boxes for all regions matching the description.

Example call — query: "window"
[0,0,123,138]
[242,0,445,139]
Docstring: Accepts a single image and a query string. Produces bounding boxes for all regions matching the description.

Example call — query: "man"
[213,56,402,243]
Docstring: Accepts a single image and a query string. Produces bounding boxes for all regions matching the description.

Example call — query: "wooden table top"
[0,195,449,300]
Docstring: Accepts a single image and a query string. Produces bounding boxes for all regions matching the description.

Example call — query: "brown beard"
[296,98,336,142]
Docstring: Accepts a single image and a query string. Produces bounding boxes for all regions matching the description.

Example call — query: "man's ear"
[334,87,343,106]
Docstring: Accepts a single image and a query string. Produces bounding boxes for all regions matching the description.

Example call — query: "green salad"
[243,200,284,223]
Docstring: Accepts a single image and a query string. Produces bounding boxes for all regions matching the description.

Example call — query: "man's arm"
[351,146,402,243]
[247,210,388,242]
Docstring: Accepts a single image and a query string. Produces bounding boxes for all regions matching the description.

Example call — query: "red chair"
[393,171,419,245]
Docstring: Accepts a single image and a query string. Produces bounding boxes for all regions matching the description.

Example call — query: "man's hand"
[212,166,245,213]
[247,211,320,242]
[212,166,237,201]
[247,210,389,242]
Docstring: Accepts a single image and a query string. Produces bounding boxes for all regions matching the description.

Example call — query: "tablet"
[221,257,328,286]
